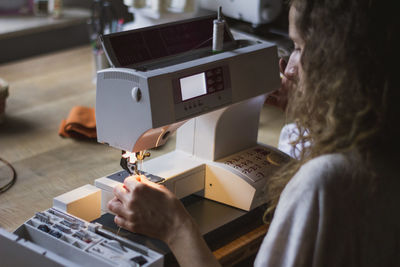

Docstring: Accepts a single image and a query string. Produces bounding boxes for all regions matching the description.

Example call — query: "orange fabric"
[58,106,97,139]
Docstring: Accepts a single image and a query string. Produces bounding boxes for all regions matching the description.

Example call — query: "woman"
[108,0,398,266]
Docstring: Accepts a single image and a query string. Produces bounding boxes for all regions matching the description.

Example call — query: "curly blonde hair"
[264,0,397,222]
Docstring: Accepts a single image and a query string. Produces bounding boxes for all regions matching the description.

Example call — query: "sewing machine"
[0,15,290,266]
[95,15,288,214]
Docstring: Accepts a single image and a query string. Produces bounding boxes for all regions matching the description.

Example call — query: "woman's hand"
[107,176,221,267]
[107,175,190,245]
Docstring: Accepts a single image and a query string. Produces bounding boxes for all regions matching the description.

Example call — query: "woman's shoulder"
[302,153,349,170]
[282,153,354,197]
[296,153,350,178]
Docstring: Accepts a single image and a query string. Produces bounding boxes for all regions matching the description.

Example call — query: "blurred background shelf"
[0,7,91,63]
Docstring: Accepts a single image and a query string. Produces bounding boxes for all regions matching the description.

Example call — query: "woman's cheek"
[284,53,298,79]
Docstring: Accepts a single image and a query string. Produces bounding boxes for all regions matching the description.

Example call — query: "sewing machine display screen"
[180,73,207,101]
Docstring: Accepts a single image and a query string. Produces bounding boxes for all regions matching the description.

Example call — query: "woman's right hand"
[108,175,191,245]
[108,176,221,267]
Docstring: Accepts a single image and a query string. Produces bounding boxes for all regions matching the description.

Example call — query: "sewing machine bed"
[93,194,266,266]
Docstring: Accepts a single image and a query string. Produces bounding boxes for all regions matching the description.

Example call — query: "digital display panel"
[180,73,207,101]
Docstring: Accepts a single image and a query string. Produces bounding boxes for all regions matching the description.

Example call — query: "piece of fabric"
[58,106,97,139]
[278,123,310,159]
[255,153,400,267]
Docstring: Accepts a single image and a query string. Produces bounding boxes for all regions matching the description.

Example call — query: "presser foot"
[120,151,151,175]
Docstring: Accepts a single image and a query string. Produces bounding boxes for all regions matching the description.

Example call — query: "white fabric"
[255,153,400,267]
[278,123,309,159]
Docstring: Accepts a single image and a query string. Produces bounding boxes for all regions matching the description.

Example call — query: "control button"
[184,106,188,111]
[198,100,203,106]
[131,256,148,265]
[216,84,224,91]
[206,71,213,77]
[93,247,103,254]
[207,79,215,85]
[215,68,222,74]
[256,172,265,178]
[208,87,215,92]
[216,76,223,82]
[131,87,142,102]
[193,103,197,107]
[188,105,192,109]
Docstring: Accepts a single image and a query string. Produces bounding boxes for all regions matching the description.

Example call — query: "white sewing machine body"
[95,33,285,212]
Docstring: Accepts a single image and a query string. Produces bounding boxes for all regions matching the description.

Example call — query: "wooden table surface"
[0,45,285,264]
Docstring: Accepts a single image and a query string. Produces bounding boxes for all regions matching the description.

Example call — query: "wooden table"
[0,45,285,265]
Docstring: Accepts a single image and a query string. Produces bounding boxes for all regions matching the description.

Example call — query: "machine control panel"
[173,65,232,120]
[220,146,291,183]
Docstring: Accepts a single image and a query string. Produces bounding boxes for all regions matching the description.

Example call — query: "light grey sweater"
[255,153,400,267]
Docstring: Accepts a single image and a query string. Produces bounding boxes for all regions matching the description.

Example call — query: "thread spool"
[48,0,62,18]
[212,6,224,52]
[151,0,164,12]
[132,0,146,8]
